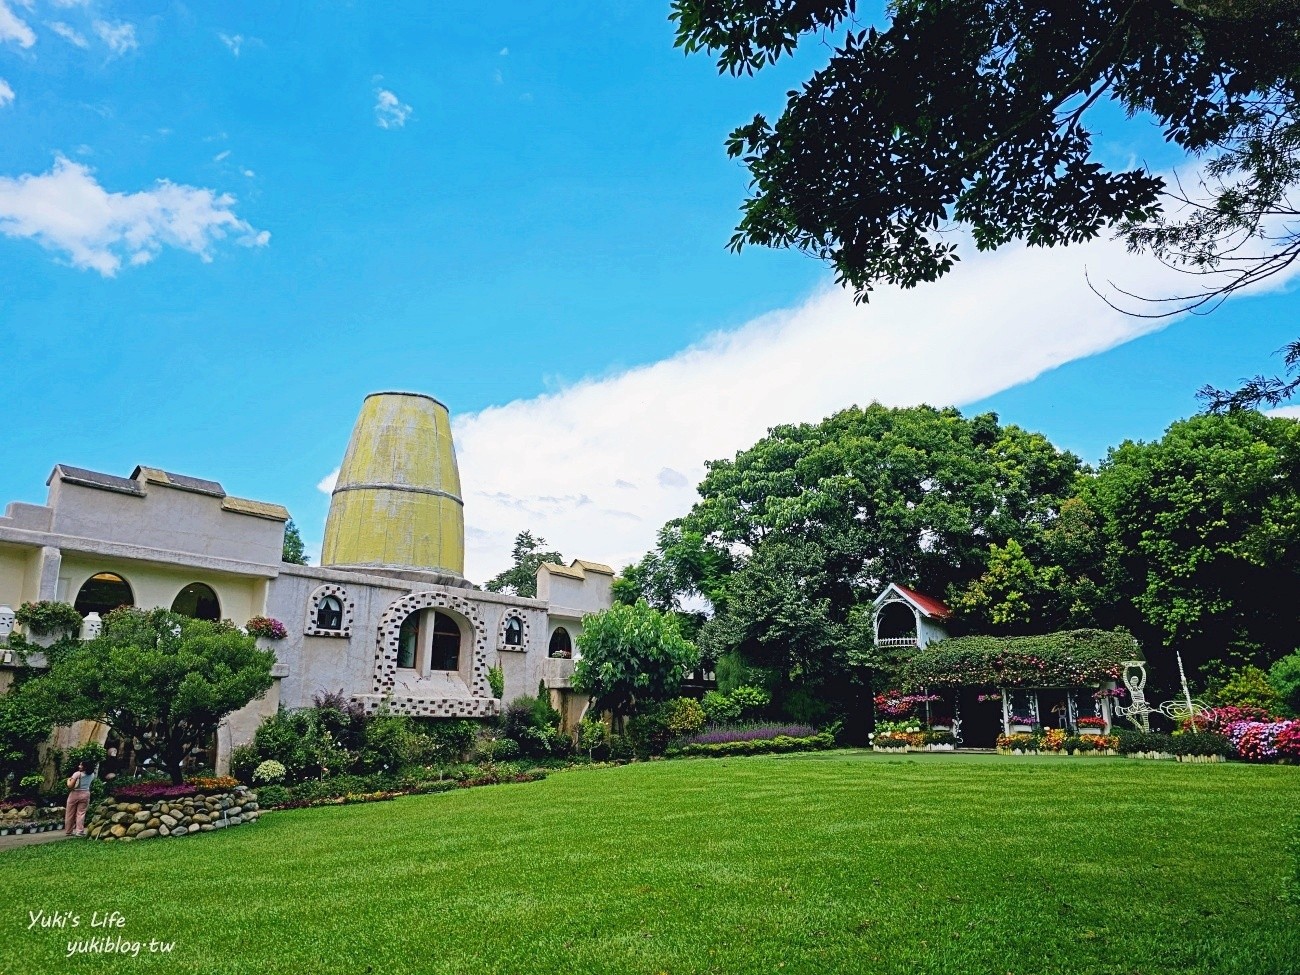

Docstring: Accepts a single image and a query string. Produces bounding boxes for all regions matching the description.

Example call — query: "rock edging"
[85,788,260,842]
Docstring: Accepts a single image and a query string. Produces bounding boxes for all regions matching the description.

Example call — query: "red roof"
[892,583,952,620]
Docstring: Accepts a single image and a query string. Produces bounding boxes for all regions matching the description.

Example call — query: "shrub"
[1114,729,1176,755]
[662,697,706,737]
[487,665,505,700]
[902,629,1134,689]
[62,742,107,774]
[1268,652,1300,716]
[417,719,480,765]
[729,685,771,720]
[501,692,562,758]
[702,690,742,723]
[577,717,608,760]
[255,784,290,808]
[15,601,83,636]
[1212,665,1286,714]
[230,744,260,784]
[1169,732,1232,758]
[924,730,957,745]
[251,707,351,782]
[254,760,287,784]
[675,732,834,758]
[476,737,521,762]
[355,714,419,773]
[607,734,635,762]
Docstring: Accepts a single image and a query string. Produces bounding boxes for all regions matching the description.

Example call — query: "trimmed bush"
[671,732,834,758]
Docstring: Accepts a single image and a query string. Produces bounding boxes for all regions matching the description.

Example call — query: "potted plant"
[1009,714,1038,734]
[925,730,956,751]
[1076,716,1107,736]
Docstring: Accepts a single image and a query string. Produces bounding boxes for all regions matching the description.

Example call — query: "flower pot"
[925,743,954,752]
[1078,727,1103,737]
[1010,724,1034,734]
[930,724,952,733]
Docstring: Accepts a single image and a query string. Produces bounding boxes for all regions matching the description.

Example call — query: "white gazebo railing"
[875,636,919,649]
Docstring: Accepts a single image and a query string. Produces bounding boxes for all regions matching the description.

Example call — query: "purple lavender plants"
[682,724,817,746]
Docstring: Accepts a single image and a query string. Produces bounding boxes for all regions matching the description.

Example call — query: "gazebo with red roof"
[871,582,952,651]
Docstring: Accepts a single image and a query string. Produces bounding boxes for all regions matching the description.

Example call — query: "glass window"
[316,596,343,631]
[429,611,460,671]
[74,572,135,618]
[397,612,420,669]
[171,583,220,621]
[548,627,572,659]
[504,617,523,646]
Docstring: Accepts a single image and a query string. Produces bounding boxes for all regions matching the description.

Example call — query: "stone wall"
[85,788,260,842]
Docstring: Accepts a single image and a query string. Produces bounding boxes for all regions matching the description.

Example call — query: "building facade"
[0,392,611,774]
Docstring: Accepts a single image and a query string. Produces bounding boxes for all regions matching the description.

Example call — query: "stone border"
[86,789,260,842]
[497,611,530,652]
[363,590,494,717]
[305,584,355,638]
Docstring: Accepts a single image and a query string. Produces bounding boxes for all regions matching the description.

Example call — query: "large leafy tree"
[672,1,1300,400]
[281,519,308,565]
[35,608,276,783]
[1086,411,1300,676]
[572,600,700,729]
[484,530,565,598]
[651,404,1081,726]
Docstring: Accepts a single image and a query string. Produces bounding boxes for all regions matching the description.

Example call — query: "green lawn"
[2,752,1297,975]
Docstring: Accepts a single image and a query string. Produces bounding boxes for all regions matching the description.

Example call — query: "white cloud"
[241,168,254,178]
[218,32,243,56]
[1266,406,1300,419]
[493,68,503,85]
[317,468,339,495]
[447,228,1300,583]
[0,155,269,275]
[0,1,35,47]
[0,78,12,107]
[49,0,91,7]
[93,19,136,56]
[48,20,87,47]
[213,149,231,162]
[374,88,411,129]
[499,46,508,56]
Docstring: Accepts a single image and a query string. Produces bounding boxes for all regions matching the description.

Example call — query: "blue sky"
[1,1,1297,579]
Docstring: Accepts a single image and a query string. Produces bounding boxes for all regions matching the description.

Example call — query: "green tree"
[572,600,700,729]
[36,608,276,783]
[484,530,565,599]
[282,519,308,565]
[672,1,1299,314]
[1086,411,1300,676]
[1268,650,1300,714]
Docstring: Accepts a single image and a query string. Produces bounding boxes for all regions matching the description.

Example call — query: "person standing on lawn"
[64,761,95,837]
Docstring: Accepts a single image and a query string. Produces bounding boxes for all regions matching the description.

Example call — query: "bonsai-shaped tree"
[35,607,276,783]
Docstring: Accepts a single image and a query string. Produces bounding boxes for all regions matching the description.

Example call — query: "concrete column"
[36,547,62,601]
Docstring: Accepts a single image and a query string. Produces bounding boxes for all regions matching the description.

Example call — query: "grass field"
[2,751,1297,975]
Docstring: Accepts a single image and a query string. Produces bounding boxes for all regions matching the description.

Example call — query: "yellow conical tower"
[321,392,465,577]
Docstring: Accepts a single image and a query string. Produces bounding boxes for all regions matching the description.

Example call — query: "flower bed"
[679,724,817,747]
[997,731,1119,755]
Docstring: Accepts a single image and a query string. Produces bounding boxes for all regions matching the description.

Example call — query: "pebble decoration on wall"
[497,611,531,651]
[361,589,497,717]
[304,584,355,637]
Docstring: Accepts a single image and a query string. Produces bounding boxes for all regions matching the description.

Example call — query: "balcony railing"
[876,636,919,649]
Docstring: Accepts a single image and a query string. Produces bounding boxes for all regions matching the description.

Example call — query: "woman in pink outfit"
[64,761,94,836]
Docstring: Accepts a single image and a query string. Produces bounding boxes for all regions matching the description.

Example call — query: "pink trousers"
[64,792,89,835]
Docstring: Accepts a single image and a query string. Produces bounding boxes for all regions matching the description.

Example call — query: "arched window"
[397,612,420,669]
[430,611,461,671]
[504,617,523,646]
[549,627,572,659]
[171,583,221,621]
[74,572,134,618]
[316,596,344,631]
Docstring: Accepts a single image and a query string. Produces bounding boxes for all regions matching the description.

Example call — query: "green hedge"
[669,733,835,759]
[900,629,1138,689]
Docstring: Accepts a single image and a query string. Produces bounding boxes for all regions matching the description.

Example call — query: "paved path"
[0,830,68,852]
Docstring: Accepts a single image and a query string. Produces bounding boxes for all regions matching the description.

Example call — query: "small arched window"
[316,596,344,631]
[504,617,523,646]
[171,583,221,621]
[74,572,135,618]
[548,627,572,659]
[430,612,461,671]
